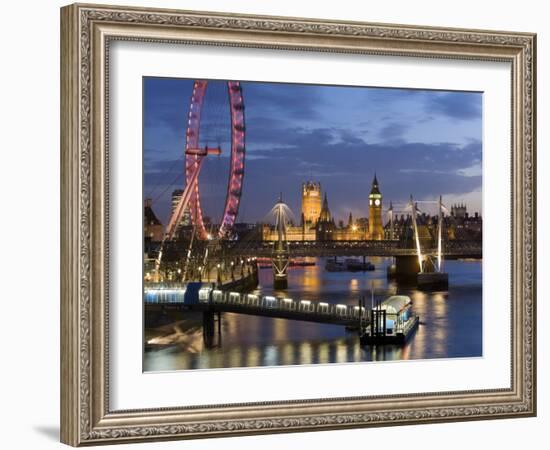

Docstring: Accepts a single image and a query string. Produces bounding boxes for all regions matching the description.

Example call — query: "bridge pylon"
[271,194,290,289]
[273,250,289,289]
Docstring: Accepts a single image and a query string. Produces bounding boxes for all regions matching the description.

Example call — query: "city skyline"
[151,180,482,231]
[144,78,482,226]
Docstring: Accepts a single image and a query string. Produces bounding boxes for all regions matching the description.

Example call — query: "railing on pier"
[143,285,420,334]
[197,288,367,325]
[144,286,187,304]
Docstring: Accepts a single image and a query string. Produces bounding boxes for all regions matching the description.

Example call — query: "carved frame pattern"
[60,3,536,446]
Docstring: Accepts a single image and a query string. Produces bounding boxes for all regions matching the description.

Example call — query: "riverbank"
[145,310,204,352]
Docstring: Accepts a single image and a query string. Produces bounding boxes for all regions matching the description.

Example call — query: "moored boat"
[344,258,375,271]
[359,295,419,345]
[325,259,346,272]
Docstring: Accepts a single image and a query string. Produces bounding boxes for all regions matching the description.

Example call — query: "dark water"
[144,257,482,371]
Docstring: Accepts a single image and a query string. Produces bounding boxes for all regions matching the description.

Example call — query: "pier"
[144,285,419,346]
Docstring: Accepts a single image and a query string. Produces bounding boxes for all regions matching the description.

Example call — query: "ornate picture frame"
[60,3,536,446]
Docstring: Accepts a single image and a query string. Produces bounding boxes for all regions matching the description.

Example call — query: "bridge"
[223,239,482,259]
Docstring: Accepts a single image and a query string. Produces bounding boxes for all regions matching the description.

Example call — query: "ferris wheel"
[164,80,246,242]
[154,80,246,272]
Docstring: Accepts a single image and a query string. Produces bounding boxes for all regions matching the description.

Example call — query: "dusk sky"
[143,77,482,226]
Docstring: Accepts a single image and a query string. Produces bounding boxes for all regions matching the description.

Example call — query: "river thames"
[144,257,482,371]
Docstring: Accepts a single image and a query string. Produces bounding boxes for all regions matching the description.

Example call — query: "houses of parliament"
[260,173,482,243]
[262,175,384,242]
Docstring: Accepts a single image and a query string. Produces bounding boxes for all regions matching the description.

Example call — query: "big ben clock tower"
[368,173,383,240]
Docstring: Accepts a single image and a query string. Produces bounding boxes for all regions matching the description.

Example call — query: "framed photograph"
[60,3,536,446]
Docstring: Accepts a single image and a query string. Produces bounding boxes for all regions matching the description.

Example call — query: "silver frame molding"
[60,3,536,446]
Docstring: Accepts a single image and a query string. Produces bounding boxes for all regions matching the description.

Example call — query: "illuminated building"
[315,194,367,241]
[189,169,480,244]
[368,174,384,240]
[171,189,192,227]
[315,193,336,240]
[263,181,321,241]
[262,176,388,242]
[301,181,322,227]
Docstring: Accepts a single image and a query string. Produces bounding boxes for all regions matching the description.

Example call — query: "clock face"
[374,199,381,206]
[369,199,373,206]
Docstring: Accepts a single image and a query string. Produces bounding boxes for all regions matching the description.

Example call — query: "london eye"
[185,80,246,239]
[156,79,246,270]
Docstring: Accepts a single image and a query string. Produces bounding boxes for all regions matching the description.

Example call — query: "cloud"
[143,77,194,132]
[378,122,408,141]
[237,123,482,221]
[426,92,482,120]
[339,129,366,145]
[243,82,325,121]
[357,86,425,103]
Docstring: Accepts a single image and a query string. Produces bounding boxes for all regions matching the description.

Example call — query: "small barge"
[325,257,375,272]
[325,259,346,272]
[345,258,375,272]
[360,295,419,345]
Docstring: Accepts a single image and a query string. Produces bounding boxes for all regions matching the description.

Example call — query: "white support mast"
[271,194,291,288]
[273,193,289,275]
[388,201,394,240]
[437,195,443,273]
[409,195,424,274]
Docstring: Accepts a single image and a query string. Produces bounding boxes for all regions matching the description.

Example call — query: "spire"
[370,173,381,196]
[319,192,332,222]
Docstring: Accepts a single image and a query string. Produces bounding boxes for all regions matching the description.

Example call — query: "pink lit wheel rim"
[185,80,246,239]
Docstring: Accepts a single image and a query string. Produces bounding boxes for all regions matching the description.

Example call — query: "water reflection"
[144,257,482,371]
